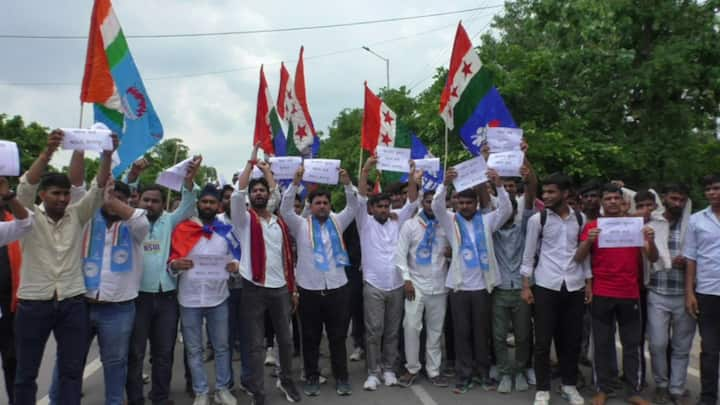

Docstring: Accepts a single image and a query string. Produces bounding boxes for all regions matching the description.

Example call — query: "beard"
[198,208,217,222]
[250,197,268,210]
[101,208,121,224]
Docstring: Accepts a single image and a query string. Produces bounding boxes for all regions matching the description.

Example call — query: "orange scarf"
[3,211,22,312]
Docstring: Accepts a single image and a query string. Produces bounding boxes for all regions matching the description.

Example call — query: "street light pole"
[362,46,390,89]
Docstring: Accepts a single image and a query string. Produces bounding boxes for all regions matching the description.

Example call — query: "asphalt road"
[0,331,706,405]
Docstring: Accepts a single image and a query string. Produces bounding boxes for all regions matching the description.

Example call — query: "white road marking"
[411,384,440,405]
[36,357,102,405]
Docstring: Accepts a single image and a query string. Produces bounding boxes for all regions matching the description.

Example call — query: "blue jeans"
[49,301,136,405]
[14,295,89,405]
[228,287,251,384]
[180,299,231,394]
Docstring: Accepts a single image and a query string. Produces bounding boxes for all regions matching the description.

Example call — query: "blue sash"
[209,219,242,261]
[310,216,349,272]
[415,211,437,266]
[454,212,490,272]
[83,211,133,290]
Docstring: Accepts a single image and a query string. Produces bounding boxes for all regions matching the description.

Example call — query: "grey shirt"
[494,209,534,290]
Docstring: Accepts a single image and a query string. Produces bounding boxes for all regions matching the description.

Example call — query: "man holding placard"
[279,165,357,397]
[126,156,202,405]
[684,174,720,405]
[230,154,300,405]
[574,183,658,405]
[13,129,114,404]
[432,165,512,394]
[168,184,241,405]
[356,156,419,391]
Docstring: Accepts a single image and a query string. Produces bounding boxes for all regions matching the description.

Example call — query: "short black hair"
[633,189,656,204]
[369,192,391,206]
[385,182,408,195]
[601,183,623,197]
[308,189,332,204]
[541,172,572,191]
[456,189,477,201]
[422,189,436,198]
[701,174,720,187]
[113,181,131,199]
[579,179,603,196]
[139,184,167,202]
[222,184,235,195]
[248,177,269,192]
[39,173,71,191]
[660,183,689,196]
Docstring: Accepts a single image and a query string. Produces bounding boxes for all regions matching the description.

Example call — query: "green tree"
[0,114,55,175]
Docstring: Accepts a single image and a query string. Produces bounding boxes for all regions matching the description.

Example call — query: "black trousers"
[697,293,720,404]
[450,289,492,381]
[126,291,178,405]
[345,266,365,350]
[533,284,584,391]
[591,295,643,393]
[298,285,351,381]
[444,294,455,365]
[0,299,16,405]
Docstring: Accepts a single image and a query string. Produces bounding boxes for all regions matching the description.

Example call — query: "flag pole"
[78,102,85,127]
[357,147,363,179]
[443,125,449,169]
[167,141,180,211]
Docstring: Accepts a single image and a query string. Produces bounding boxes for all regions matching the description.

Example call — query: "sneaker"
[214,389,237,405]
[276,379,302,403]
[497,375,513,394]
[336,380,352,396]
[303,376,320,397]
[561,385,585,405]
[349,347,365,362]
[193,394,209,405]
[397,371,418,388]
[534,390,551,405]
[453,379,473,394]
[363,375,380,391]
[265,348,277,366]
[515,373,529,392]
[526,368,537,385]
[626,394,651,405]
[429,375,449,387]
[383,371,398,386]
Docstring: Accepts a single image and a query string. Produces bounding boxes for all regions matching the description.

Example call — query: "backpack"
[533,208,584,269]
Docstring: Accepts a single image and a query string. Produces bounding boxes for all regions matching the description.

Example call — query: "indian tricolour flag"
[439,22,516,156]
[361,82,411,184]
[81,0,163,176]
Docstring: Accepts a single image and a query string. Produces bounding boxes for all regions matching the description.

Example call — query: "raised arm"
[69,150,85,187]
[24,130,63,186]
[358,156,377,198]
[168,156,202,227]
[236,145,260,191]
[406,160,419,203]
[279,166,306,233]
[521,148,537,210]
[335,168,358,229]
[432,172,457,238]
[94,134,119,188]
[484,169,512,232]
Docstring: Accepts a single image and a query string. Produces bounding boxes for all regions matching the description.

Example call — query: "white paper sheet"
[186,254,232,281]
[61,128,113,151]
[413,158,441,174]
[302,159,341,185]
[269,156,303,180]
[597,217,645,248]
[0,141,21,176]
[452,156,489,191]
[376,146,411,173]
[156,157,193,191]
[486,127,523,153]
[487,151,525,177]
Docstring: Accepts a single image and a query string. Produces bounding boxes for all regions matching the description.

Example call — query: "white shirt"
[175,221,236,307]
[230,186,287,288]
[0,214,33,246]
[394,213,449,295]
[85,209,150,302]
[520,208,591,292]
[280,184,358,290]
[356,195,419,291]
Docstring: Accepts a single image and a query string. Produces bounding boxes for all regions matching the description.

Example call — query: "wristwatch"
[2,192,16,201]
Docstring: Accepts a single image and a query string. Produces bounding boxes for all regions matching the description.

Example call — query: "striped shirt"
[649,220,685,296]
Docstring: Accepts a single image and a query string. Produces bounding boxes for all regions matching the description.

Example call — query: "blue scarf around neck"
[415,211,437,266]
[83,211,133,290]
[454,212,489,272]
[310,216,349,272]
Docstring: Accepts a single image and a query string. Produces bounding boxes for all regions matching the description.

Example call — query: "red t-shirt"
[581,220,642,299]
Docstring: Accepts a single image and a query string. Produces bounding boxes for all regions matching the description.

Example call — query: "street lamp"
[362,46,390,89]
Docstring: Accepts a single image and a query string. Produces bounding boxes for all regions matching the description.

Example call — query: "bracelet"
[2,192,16,201]
[248,159,258,165]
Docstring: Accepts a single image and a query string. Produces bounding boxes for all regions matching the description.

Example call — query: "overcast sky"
[0,1,503,177]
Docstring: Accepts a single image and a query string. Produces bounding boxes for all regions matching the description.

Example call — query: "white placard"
[487,127,523,153]
[302,159,341,185]
[156,157,193,191]
[376,146,411,173]
[452,156,488,192]
[413,158,440,174]
[268,156,303,180]
[597,217,645,248]
[487,151,525,177]
[61,128,113,151]
[186,254,232,281]
[0,141,21,176]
